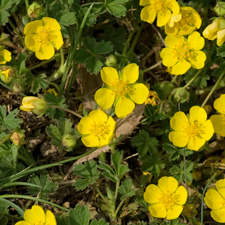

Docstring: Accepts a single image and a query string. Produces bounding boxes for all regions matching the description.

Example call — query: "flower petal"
[45,210,57,225]
[25,34,41,52]
[101,67,118,86]
[188,51,206,69]
[158,176,178,194]
[15,222,31,225]
[24,205,45,224]
[189,106,207,125]
[81,135,100,147]
[122,63,139,84]
[88,110,108,123]
[143,184,162,204]
[210,115,225,137]
[216,179,225,199]
[139,0,151,6]
[203,19,220,40]
[214,94,225,114]
[94,88,115,109]
[187,31,205,50]
[42,17,61,31]
[217,29,225,46]
[166,0,180,14]
[171,60,191,75]
[160,48,178,67]
[0,49,11,64]
[211,208,225,223]
[174,186,188,205]
[166,205,183,220]
[77,117,93,135]
[165,35,184,48]
[24,20,42,34]
[115,97,135,118]
[140,5,157,24]
[50,30,64,50]
[157,8,171,27]
[199,120,214,141]
[35,42,55,60]
[149,203,167,218]
[204,189,225,210]
[170,111,189,131]
[129,83,149,104]
[169,131,188,148]
[187,136,205,151]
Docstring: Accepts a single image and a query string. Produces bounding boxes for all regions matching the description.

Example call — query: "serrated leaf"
[69,204,89,225]
[73,178,90,191]
[112,150,123,174]
[0,10,10,26]
[58,10,76,26]
[90,218,109,225]
[118,179,135,200]
[106,4,127,17]
[30,73,49,94]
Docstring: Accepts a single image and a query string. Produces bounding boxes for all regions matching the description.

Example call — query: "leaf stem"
[25,0,29,10]
[95,185,108,203]
[0,198,24,216]
[141,60,162,73]
[50,105,83,119]
[183,69,202,89]
[8,18,24,45]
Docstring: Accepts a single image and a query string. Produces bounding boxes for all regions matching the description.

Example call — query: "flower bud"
[160,81,175,97]
[10,131,25,146]
[32,98,47,116]
[105,54,117,67]
[182,204,197,218]
[27,2,42,19]
[0,66,14,83]
[62,134,76,149]
[158,100,173,115]
[13,82,23,93]
[214,2,225,16]
[172,87,190,103]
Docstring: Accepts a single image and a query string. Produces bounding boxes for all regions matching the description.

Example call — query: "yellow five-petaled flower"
[15,205,56,225]
[94,63,149,118]
[160,31,206,75]
[77,110,116,148]
[169,106,214,151]
[144,176,188,220]
[24,17,63,60]
[0,45,11,64]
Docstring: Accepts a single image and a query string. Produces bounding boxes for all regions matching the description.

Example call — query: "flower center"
[179,11,196,28]
[110,79,134,97]
[185,120,202,138]
[158,191,178,210]
[88,121,110,139]
[37,27,51,44]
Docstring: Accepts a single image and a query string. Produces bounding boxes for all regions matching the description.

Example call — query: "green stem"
[60,47,64,67]
[8,18,24,45]
[183,69,202,89]
[114,198,125,218]
[200,172,217,225]
[183,147,188,196]
[51,105,83,119]
[0,194,69,212]
[0,198,24,216]
[49,82,60,92]
[141,60,162,73]
[95,185,108,203]
[122,30,135,55]
[201,70,225,107]
[171,75,177,84]
[25,0,29,10]
[59,3,94,96]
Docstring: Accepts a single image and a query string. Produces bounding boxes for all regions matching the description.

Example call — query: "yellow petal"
[122,63,139,84]
[25,34,41,52]
[187,32,205,50]
[101,67,118,86]
[35,42,55,60]
[45,210,57,225]
[81,135,99,147]
[157,8,171,27]
[94,88,115,109]
[77,117,93,135]
[149,203,167,218]
[214,94,225,114]
[170,111,188,131]
[42,17,61,31]
[88,110,108,123]
[15,222,31,225]
[199,120,214,141]
[158,176,178,194]
[140,5,157,24]
[211,208,225,223]
[187,136,205,151]
[24,205,45,224]
[188,51,206,69]
[210,115,225,137]
[166,0,180,14]
[165,35,184,48]
[169,131,188,148]
[139,0,151,6]
[171,60,191,75]
[216,179,225,199]
[166,205,183,220]
[24,20,42,34]
[50,30,64,50]
[129,83,149,104]
[174,186,188,205]
[189,106,207,125]
[20,97,40,111]
[203,19,220,40]
[165,23,178,35]
[115,97,135,118]
[144,184,162,204]
[204,189,225,210]
[217,28,225,46]
[160,48,178,67]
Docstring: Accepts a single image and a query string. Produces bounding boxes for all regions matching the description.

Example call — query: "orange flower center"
[110,79,134,97]
[179,10,196,29]
[158,191,178,210]
[185,120,202,138]
[88,121,110,139]
[37,27,51,44]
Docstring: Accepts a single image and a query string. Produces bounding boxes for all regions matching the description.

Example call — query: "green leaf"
[118,179,135,200]
[73,160,100,190]
[90,219,109,225]
[106,4,127,17]
[69,204,89,225]
[74,36,113,74]
[30,73,49,94]
[57,10,76,26]
[0,10,10,26]
[98,161,117,182]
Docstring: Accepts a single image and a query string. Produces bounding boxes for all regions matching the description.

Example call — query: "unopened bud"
[10,131,25,146]
[172,87,190,103]
[32,98,47,116]
[105,54,117,67]
[0,66,14,83]
[62,134,76,149]
[160,81,175,97]
[214,2,225,16]
[27,2,42,19]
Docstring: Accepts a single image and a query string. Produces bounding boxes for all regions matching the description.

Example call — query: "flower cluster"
[144,176,187,220]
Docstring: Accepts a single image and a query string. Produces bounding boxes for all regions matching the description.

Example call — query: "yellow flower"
[204,178,225,223]
[94,63,149,118]
[144,176,187,220]
[24,17,63,60]
[145,90,160,106]
[203,18,225,46]
[0,66,12,82]
[0,46,11,64]
[210,94,225,137]
[43,88,58,96]
[15,205,56,225]
[77,110,116,148]
[169,106,214,151]
[165,6,202,35]
[160,31,206,75]
[140,0,180,27]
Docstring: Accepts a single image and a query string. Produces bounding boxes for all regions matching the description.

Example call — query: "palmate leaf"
[30,73,49,94]
[90,219,109,225]
[118,179,135,200]
[69,204,89,225]
[105,0,129,17]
